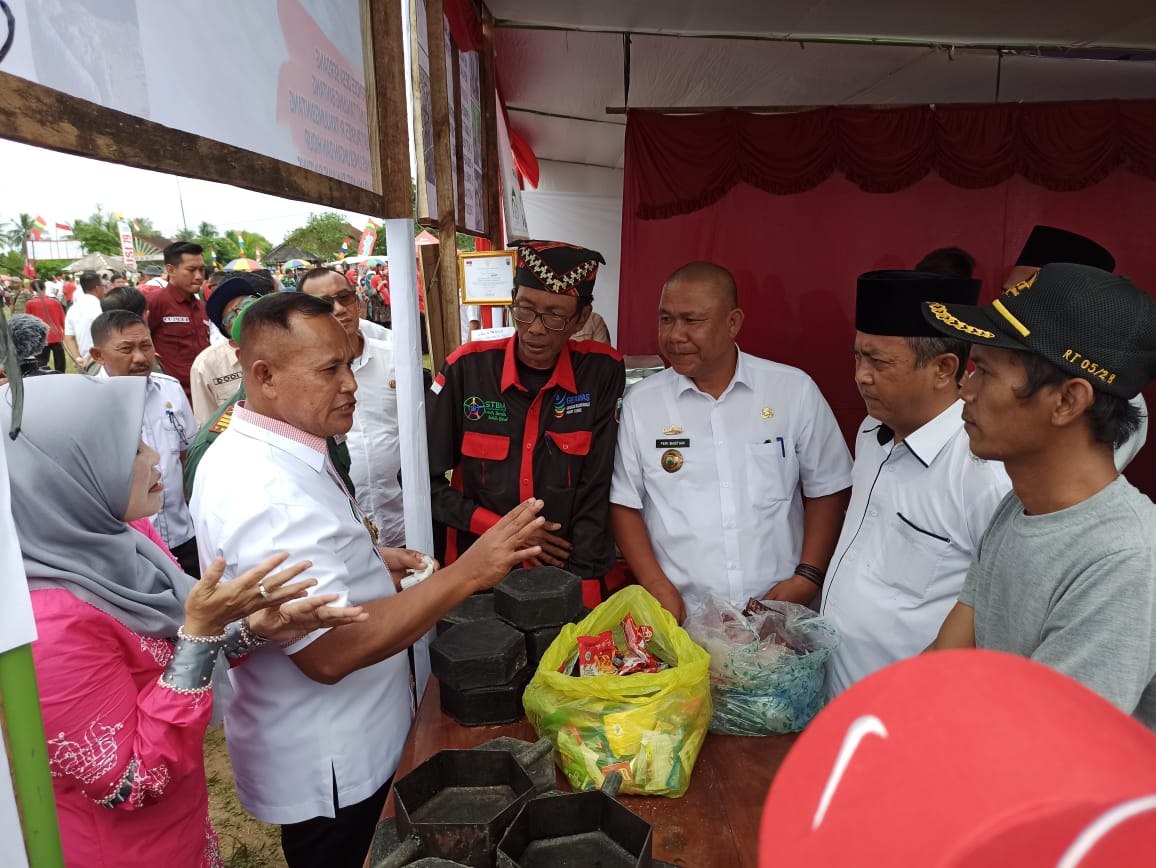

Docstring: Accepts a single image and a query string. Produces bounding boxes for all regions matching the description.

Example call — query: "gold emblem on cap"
[761,407,774,419]
[662,424,684,435]
[389,379,397,389]
[1003,271,1038,298]
[661,449,684,473]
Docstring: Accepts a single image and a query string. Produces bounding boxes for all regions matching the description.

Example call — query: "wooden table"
[378,679,797,867]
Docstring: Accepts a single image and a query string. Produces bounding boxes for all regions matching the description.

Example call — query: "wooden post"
[425,0,463,370]
[480,9,503,249]
[366,0,416,217]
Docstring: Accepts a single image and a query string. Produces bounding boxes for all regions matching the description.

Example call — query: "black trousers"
[281,774,393,868]
[39,342,65,372]
[169,536,201,578]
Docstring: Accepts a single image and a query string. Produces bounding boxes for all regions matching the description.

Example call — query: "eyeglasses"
[222,296,258,333]
[315,288,359,308]
[511,305,574,332]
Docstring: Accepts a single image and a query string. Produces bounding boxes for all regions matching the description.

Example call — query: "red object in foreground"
[760,650,1156,868]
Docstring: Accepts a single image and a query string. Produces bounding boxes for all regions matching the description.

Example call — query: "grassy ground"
[204,727,287,868]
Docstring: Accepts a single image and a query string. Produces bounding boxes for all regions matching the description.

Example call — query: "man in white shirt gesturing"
[190,293,543,868]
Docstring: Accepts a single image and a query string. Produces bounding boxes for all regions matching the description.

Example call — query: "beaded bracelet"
[176,625,227,643]
[794,563,827,588]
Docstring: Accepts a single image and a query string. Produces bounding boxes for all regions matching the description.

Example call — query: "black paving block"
[431,620,527,692]
[436,593,496,636]
[493,567,583,630]
[525,624,564,664]
[440,665,533,726]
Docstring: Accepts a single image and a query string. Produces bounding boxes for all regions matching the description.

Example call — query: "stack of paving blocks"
[430,567,586,726]
[494,567,583,665]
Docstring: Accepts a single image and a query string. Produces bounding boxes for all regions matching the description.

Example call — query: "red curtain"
[619,126,1156,495]
[626,102,1156,219]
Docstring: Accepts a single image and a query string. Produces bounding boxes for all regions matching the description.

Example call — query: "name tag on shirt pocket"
[747,440,796,508]
[547,429,592,456]
[461,431,510,461]
[888,512,952,598]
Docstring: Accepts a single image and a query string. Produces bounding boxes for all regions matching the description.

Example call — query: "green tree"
[196,221,217,238]
[281,212,354,260]
[0,250,24,274]
[71,208,121,256]
[130,216,156,235]
[174,227,197,242]
[2,213,37,250]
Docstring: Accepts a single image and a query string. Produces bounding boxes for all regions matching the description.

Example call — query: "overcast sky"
[0,138,376,245]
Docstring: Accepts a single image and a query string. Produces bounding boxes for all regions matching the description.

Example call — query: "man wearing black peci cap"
[189,272,275,424]
[820,271,1011,698]
[927,263,1156,729]
[1003,224,1146,469]
[428,240,626,609]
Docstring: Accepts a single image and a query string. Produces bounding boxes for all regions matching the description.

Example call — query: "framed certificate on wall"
[459,250,516,304]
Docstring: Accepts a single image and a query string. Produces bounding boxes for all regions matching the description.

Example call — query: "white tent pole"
[385,216,434,700]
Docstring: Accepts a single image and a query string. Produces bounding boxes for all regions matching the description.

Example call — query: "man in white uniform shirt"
[299,268,403,544]
[1001,225,1147,470]
[88,310,201,574]
[62,271,105,369]
[819,271,1011,699]
[190,292,544,868]
[611,262,852,621]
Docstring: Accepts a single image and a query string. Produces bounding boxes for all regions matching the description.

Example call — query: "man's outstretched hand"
[454,498,545,591]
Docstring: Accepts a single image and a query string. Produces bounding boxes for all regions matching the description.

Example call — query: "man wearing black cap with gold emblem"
[927,263,1156,729]
[1003,224,1146,469]
[820,271,1011,699]
[428,240,626,608]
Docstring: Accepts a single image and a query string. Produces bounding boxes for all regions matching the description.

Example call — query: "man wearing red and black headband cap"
[428,240,626,605]
[1001,224,1146,470]
[820,270,1010,699]
[926,263,1156,729]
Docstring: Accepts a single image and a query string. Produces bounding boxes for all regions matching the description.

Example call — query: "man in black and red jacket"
[428,240,625,608]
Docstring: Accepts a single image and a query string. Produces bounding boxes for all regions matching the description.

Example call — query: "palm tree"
[174,227,197,242]
[2,213,36,250]
[196,221,217,238]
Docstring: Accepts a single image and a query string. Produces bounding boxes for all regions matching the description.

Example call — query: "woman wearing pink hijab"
[3,375,366,867]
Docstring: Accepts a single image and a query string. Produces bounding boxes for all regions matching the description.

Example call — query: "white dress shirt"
[359,318,392,344]
[348,334,405,546]
[63,293,103,358]
[188,341,242,424]
[189,404,412,825]
[611,351,853,607]
[101,369,196,549]
[819,401,1011,699]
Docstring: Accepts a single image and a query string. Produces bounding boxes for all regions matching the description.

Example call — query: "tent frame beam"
[494,22,1156,57]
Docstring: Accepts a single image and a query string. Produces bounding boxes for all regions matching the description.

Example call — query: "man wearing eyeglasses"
[427,240,626,608]
[300,268,404,547]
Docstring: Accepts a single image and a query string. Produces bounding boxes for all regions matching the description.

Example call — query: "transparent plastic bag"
[522,586,712,797]
[684,596,840,735]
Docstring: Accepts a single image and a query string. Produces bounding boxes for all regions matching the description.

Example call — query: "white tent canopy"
[492,1,1156,177]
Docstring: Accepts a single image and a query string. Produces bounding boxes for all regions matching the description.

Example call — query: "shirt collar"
[231,402,328,469]
[499,334,578,394]
[673,347,750,399]
[898,399,965,467]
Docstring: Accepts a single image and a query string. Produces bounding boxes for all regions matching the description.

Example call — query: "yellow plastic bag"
[523,586,712,797]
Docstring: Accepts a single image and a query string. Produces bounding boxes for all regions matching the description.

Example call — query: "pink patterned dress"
[30,589,222,868]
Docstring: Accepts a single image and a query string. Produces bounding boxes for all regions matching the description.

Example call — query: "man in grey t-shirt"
[923,262,1156,730]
